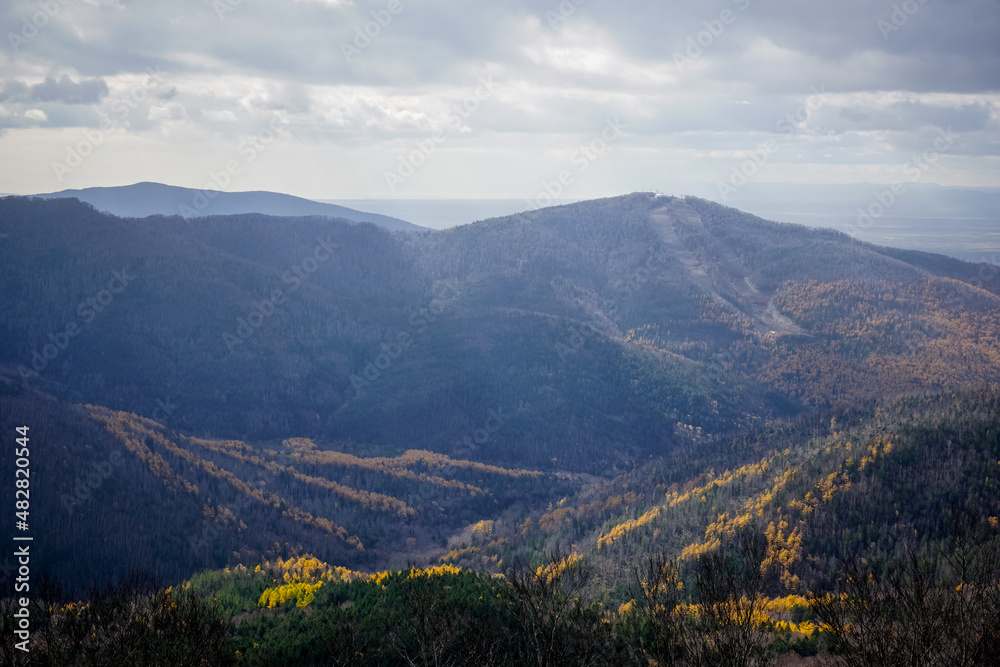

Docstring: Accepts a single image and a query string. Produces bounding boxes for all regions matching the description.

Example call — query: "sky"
[1,0,998,201]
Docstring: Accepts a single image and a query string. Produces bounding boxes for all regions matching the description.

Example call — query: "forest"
[2,387,997,666]
[1,192,999,663]
[3,194,998,472]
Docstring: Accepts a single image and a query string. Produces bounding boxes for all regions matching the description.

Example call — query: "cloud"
[293,0,353,6]
[29,75,108,104]
[202,109,238,123]
[0,80,29,103]
[0,0,996,196]
[813,99,996,134]
[147,102,187,121]
[0,76,108,104]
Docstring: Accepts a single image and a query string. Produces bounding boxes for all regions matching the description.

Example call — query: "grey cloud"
[592,0,1000,95]
[0,76,108,104]
[839,108,869,123]
[812,101,995,135]
[0,80,30,102]
[30,75,108,104]
[1,0,996,195]
[7,0,996,95]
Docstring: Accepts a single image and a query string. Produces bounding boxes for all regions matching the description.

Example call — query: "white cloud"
[147,103,187,121]
[202,109,239,123]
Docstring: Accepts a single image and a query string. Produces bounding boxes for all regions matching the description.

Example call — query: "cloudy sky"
[1,0,998,201]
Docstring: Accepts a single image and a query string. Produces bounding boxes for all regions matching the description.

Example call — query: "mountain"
[2,193,998,465]
[30,181,425,232]
[0,194,802,474]
[1,191,999,595]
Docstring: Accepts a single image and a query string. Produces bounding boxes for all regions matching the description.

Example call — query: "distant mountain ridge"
[31,181,426,232]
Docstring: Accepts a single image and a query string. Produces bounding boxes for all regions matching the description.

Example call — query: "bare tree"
[502,552,614,667]
[813,516,1000,667]
[623,553,689,666]
[689,528,776,667]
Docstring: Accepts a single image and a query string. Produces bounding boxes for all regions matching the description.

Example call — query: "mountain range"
[29,182,425,232]
[1,190,998,663]
[0,193,1000,596]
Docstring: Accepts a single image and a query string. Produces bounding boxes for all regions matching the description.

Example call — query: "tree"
[502,553,617,667]
[690,528,777,667]
[24,570,235,667]
[813,516,1000,667]
[622,553,689,666]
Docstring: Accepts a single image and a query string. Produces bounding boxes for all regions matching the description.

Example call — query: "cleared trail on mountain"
[650,196,806,336]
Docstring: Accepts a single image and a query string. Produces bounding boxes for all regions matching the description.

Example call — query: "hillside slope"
[2,191,999,602]
[441,386,1000,595]
[2,193,999,473]
[14,387,997,665]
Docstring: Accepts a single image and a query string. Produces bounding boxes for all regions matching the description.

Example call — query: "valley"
[1,191,998,664]
[4,0,997,662]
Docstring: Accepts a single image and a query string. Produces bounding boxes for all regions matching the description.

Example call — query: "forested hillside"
[2,193,998,473]
[10,388,998,666]
[0,375,584,595]
[2,192,999,665]
[443,387,1000,594]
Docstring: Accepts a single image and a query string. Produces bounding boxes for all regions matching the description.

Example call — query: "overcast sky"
[1,0,998,200]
